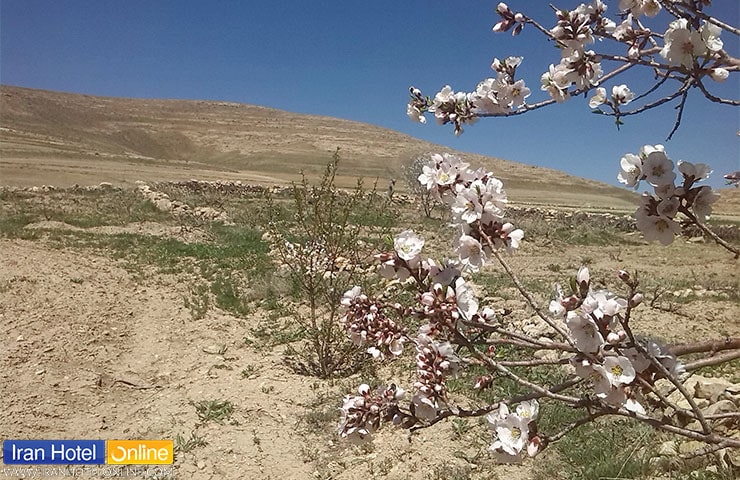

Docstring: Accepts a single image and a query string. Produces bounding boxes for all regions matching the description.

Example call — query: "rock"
[694,376,735,402]
[703,399,737,417]
[718,447,740,468]
[522,317,552,337]
[657,441,678,456]
[678,440,706,455]
[154,198,172,211]
[533,349,559,361]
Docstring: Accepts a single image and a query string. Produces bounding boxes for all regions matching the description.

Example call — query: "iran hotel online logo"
[2,439,173,465]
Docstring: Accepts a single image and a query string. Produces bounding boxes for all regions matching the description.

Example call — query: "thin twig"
[669,337,740,356]
[489,248,574,345]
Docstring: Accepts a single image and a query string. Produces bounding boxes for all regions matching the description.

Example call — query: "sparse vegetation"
[174,431,208,453]
[191,399,235,424]
[263,151,395,378]
[1,167,737,480]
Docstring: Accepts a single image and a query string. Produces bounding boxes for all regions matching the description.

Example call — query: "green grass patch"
[533,403,655,480]
[190,399,235,424]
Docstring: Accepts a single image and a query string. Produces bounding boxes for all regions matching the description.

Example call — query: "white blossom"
[611,84,633,105]
[618,153,642,187]
[691,186,719,220]
[642,151,676,186]
[709,68,729,82]
[635,209,681,245]
[661,19,704,67]
[589,87,607,109]
[677,160,712,182]
[700,21,723,52]
[566,311,604,353]
[454,234,486,271]
[394,230,425,263]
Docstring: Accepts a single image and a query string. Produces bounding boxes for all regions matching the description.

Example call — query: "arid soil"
[1,202,737,479]
[1,86,738,480]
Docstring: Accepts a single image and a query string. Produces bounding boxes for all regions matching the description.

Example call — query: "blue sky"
[1,1,738,189]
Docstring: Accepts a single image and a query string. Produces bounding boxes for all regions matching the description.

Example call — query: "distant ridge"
[0,85,639,209]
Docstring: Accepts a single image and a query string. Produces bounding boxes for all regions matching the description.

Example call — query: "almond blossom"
[486,400,540,463]
[660,19,705,68]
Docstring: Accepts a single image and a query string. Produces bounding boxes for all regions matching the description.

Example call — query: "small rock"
[703,399,736,417]
[16,334,24,342]
[533,349,559,361]
[718,447,740,468]
[695,376,735,402]
[657,441,678,456]
[35,369,45,375]
[678,440,705,455]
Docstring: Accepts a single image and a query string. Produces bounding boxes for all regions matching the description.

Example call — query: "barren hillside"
[0,84,644,210]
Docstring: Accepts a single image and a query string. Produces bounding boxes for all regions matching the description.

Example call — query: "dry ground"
[0,184,737,480]
[1,85,738,479]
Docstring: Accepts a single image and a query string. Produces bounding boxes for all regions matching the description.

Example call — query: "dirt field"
[1,86,738,480]
[1,182,738,480]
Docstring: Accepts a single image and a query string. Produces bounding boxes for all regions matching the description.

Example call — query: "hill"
[2,84,640,210]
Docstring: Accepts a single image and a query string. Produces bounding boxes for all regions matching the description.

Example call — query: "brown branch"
[489,248,574,345]
[497,357,570,367]
[611,408,740,448]
[408,376,583,433]
[623,326,713,435]
[684,350,740,372]
[695,77,740,106]
[545,410,608,443]
[682,209,740,258]
[668,337,740,356]
[667,89,689,140]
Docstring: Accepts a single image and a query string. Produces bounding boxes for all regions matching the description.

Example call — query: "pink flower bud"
[420,292,435,306]
[629,293,643,307]
[474,375,493,390]
[527,436,542,457]
[618,270,631,282]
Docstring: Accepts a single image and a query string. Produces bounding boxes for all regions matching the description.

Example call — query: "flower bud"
[629,293,643,308]
[420,292,435,306]
[514,12,524,23]
[709,68,729,82]
[474,375,493,390]
[618,270,631,283]
[527,436,542,457]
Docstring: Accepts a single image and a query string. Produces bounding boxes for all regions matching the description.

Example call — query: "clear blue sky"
[1,1,738,189]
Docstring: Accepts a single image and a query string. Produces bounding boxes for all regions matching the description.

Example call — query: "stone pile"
[4,179,738,241]
[135,181,233,225]
[649,375,739,473]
